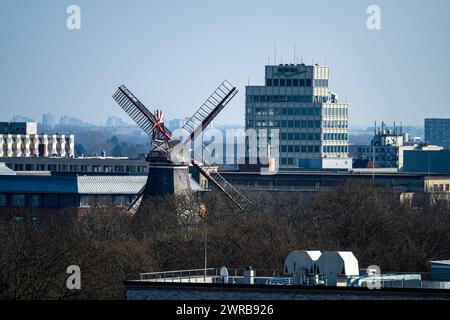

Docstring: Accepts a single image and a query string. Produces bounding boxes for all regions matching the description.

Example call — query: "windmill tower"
[112,80,249,213]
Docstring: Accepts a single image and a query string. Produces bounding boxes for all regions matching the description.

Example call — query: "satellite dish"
[219,266,229,284]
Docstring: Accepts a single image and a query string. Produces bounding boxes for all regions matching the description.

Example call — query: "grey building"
[425,118,450,149]
[0,156,148,174]
[245,63,350,170]
[0,174,146,209]
[351,123,443,170]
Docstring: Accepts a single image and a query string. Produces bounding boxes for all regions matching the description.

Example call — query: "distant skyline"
[1,0,450,127]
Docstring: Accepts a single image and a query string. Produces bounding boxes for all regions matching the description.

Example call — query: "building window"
[114,195,130,207]
[266,79,272,86]
[273,79,279,86]
[31,195,40,208]
[11,194,26,207]
[80,195,89,208]
[0,194,6,207]
[279,79,285,86]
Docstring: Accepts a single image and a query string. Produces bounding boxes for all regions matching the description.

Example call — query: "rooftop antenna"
[281,56,283,64]
[400,121,403,135]
[268,57,270,65]
[325,56,327,65]
[301,57,303,64]
[247,77,250,86]
[294,41,296,64]
[372,120,376,183]
[274,43,277,65]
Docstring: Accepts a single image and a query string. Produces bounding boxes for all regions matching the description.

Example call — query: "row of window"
[322,120,348,129]
[248,107,348,117]
[323,145,349,153]
[430,184,450,192]
[362,155,398,162]
[247,95,334,104]
[280,145,321,153]
[249,119,348,129]
[249,107,322,116]
[358,147,397,154]
[0,193,133,208]
[0,193,72,208]
[0,138,72,143]
[323,133,348,141]
[280,132,321,141]
[322,108,348,116]
[253,120,322,128]
[279,145,349,154]
[266,78,315,87]
[7,163,148,173]
[247,95,313,103]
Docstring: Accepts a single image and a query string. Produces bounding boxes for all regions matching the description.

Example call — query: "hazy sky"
[1,0,449,127]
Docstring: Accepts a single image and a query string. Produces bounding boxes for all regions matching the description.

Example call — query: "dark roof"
[0,175,145,194]
[0,174,207,194]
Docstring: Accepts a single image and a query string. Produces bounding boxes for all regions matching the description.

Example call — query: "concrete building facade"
[245,64,350,169]
[351,123,443,170]
[0,122,74,157]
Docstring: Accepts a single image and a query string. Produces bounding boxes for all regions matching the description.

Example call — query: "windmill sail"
[113,85,171,139]
[191,159,249,210]
[181,80,237,144]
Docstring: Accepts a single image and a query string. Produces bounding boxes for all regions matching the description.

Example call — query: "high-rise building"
[42,113,56,128]
[425,118,450,149]
[245,63,351,169]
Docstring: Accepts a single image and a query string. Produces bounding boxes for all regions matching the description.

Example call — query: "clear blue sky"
[1,0,449,127]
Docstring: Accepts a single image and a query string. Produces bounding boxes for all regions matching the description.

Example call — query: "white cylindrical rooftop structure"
[317,251,359,277]
[284,250,322,275]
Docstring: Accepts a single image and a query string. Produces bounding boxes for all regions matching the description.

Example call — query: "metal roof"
[0,173,207,195]
[0,163,16,175]
[430,260,450,266]
[77,175,147,194]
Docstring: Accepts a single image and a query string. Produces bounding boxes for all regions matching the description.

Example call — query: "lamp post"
[197,204,207,280]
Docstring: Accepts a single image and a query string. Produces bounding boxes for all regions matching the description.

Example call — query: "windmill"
[112,80,249,213]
